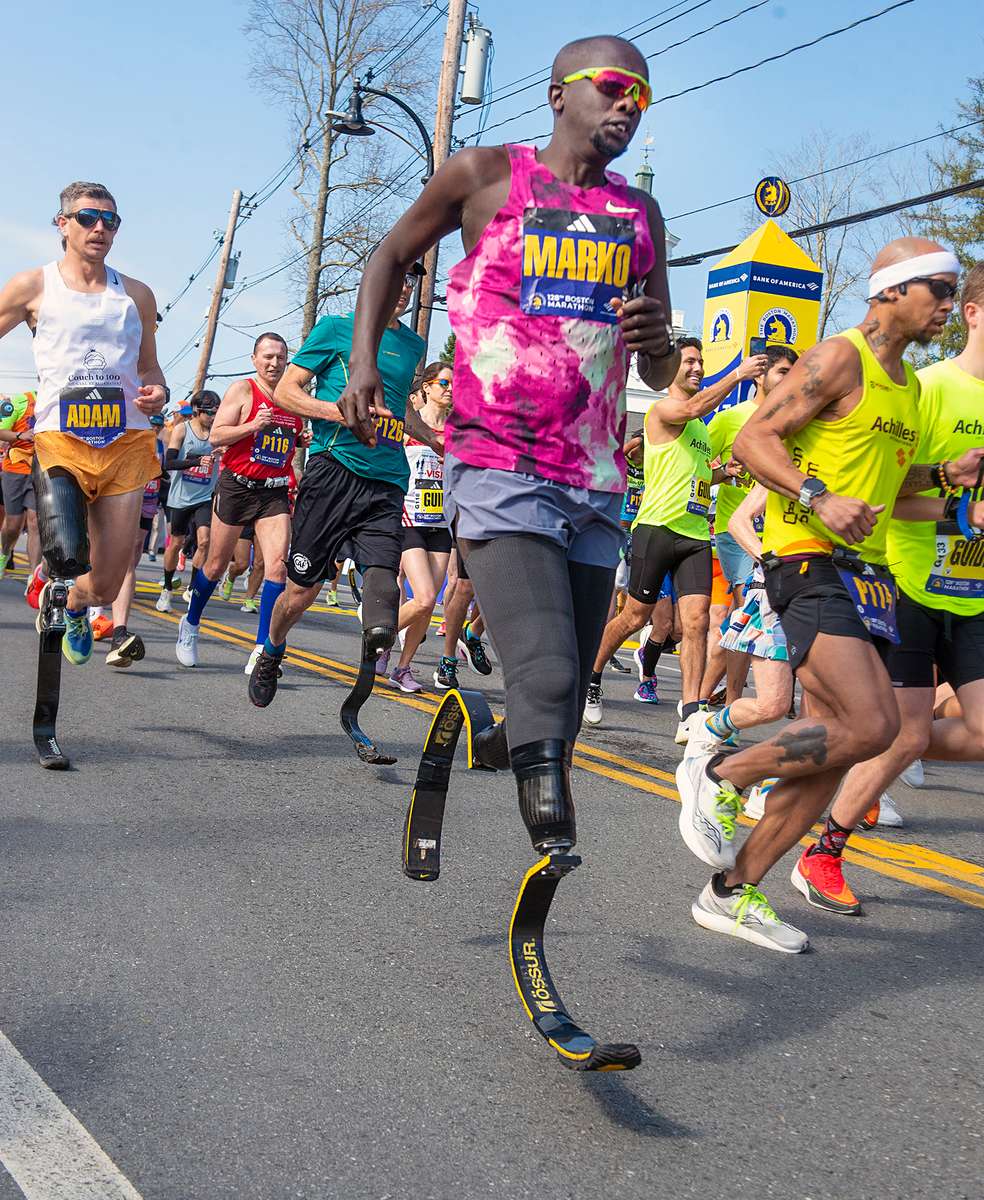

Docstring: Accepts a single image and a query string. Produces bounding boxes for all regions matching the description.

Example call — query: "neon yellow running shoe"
[220,574,235,602]
[62,609,93,665]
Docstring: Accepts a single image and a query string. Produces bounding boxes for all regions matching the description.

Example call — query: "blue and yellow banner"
[701,219,823,410]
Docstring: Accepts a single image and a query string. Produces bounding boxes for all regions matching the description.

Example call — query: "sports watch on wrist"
[798,477,828,509]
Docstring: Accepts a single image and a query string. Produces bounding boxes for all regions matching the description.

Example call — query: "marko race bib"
[520,208,636,325]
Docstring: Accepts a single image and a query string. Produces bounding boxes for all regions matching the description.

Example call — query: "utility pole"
[414,0,468,350]
[192,189,242,394]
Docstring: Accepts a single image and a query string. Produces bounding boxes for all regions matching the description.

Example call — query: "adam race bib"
[59,386,126,449]
[520,207,635,324]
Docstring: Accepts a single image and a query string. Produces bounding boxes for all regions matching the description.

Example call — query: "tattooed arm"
[733,336,887,546]
[897,448,984,495]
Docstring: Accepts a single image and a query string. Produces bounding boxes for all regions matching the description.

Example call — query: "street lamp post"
[330,80,435,331]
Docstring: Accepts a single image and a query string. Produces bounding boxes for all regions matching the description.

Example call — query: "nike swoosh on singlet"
[606,202,639,215]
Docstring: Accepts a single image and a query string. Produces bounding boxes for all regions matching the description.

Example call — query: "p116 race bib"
[59,386,126,449]
[251,427,294,469]
[520,207,636,325]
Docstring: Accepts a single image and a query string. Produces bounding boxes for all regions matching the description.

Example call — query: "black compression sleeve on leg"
[511,738,576,851]
[641,637,664,677]
[459,535,584,746]
[568,560,618,725]
[32,462,90,579]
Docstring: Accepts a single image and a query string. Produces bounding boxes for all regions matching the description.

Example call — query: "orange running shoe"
[24,564,46,610]
[858,800,880,830]
[91,615,114,641]
[791,848,861,915]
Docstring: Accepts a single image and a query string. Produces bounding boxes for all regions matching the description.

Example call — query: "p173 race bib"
[520,207,635,325]
[59,386,126,449]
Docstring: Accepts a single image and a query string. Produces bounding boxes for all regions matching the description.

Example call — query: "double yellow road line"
[131,596,984,912]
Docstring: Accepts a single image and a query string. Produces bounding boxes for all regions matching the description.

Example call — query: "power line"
[667,176,984,266]
[496,0,916,146]
[457,0,707,119]
[666,118,984,222]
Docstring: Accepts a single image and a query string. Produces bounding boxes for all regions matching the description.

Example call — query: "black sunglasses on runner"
[906,276,958,300]
[65,208,122,231]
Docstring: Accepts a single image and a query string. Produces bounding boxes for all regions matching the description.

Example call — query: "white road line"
[0,1032,142,1200]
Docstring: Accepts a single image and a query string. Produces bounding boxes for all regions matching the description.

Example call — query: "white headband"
[868,251,960,300]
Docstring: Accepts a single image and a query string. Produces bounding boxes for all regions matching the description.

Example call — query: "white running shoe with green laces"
[692,877,808,953]
[676,754,743,869]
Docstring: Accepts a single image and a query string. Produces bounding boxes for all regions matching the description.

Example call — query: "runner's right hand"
[339,365,392,448]
[735,355,769,382]
[251,408,275,432]
[812,492,884,545]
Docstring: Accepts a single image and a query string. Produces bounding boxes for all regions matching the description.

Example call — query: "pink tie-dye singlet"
[445,143,656,494]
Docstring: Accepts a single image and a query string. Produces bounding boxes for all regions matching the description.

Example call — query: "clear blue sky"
[1,0,981,396]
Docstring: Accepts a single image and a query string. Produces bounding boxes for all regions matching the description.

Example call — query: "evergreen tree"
[439,332,456,365]
[918,75,984,359]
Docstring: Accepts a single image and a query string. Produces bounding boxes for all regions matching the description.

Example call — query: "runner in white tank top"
[0,180,167,768]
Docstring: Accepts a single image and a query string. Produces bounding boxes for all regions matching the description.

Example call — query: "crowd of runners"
[1,30,982,1067]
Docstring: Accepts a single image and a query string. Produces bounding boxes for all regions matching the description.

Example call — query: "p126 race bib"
[59,386,126,449]
[520,207,635,325]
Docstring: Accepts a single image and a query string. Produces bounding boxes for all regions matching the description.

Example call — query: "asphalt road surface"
[1,554,981,1200]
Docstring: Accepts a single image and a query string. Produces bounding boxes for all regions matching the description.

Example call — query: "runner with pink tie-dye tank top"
[337,36,679,1073]
[445,142,655,495]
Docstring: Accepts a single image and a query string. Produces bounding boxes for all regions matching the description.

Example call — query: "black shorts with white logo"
[213,471,291,528]
[883,590,984,690]
[287,451,404,587]
[628,522,712,602]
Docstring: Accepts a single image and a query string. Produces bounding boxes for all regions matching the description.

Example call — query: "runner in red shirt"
[174,332,309,670]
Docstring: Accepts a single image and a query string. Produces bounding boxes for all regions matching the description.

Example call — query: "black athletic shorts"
[168,499,213,538]
[139,515,154,533]
[213,471,291,528]
[628,523,712,602]
[403,525,452,554]
[239,524,255,542]
[763,556,889,671]
[287,451,403,587]
[883,591,984,690]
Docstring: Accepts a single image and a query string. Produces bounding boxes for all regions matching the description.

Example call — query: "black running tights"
[459,534,616,748]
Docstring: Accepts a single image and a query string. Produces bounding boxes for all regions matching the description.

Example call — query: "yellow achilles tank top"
[633,410,712,540]
[762,326,921,565]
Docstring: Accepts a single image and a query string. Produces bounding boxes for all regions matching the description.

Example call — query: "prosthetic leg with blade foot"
[509,741,640,1071]
[34,580,70,769]
[31,463,90,770]
[403,688,497,880]
[340,625,398,765]
[403,700,640,1070]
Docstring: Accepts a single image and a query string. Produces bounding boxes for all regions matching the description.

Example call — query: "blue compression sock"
[264,637,286,657]
[186,568,218,626]
[256,580,286,647]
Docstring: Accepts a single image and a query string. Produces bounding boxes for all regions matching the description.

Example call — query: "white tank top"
[33,260,146,447]
[403,438,447,527]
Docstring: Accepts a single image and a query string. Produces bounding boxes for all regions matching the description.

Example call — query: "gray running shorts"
[443,454,624,568]
[1,471,36,516]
